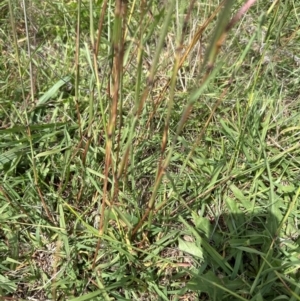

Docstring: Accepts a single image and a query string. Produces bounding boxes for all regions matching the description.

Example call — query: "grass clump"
[1,0,300,300]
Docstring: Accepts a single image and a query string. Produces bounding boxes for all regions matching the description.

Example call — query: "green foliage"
[1,0,300,300]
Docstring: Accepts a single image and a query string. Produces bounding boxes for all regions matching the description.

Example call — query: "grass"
[1,0,300,300]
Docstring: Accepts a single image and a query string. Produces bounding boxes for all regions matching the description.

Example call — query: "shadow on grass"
[181,207,300,300]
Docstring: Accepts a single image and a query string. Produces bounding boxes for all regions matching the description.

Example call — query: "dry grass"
[1,0,300,300]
